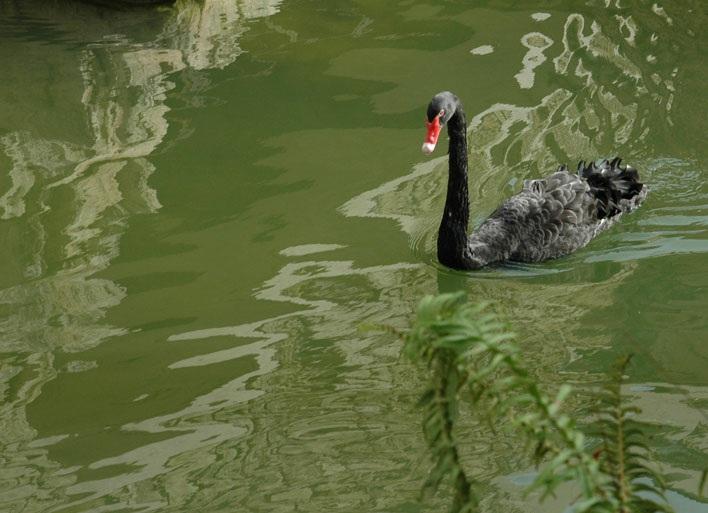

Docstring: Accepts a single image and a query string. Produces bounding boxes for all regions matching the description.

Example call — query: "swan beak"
[422,115,441,154]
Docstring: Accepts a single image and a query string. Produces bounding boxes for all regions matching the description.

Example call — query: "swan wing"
[474,168,596,262]
[469,161,645,265]
[467,170,586,263]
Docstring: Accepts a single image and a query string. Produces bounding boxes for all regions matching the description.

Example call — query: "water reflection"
[0,1,281,511]
[167,257,431,512]
[321,5,706,510]
[161,7,705,511]
[0,2,705,512]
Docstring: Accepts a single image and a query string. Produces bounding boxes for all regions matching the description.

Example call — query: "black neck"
[437,106,474,269]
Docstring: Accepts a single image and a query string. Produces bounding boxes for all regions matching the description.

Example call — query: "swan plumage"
[423,91,647,270]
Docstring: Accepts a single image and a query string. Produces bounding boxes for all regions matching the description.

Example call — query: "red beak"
[422,115,441,154]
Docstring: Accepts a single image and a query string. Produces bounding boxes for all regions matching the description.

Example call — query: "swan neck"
[438,107,477,269]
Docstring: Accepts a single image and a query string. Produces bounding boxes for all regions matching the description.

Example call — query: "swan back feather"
[467,158,646,265]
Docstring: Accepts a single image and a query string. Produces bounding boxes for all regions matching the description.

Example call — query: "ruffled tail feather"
[578,157,646,219]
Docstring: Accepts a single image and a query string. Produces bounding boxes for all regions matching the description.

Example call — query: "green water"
[0,1,706,511]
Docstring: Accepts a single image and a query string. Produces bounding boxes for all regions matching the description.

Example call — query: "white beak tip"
[421,142,436,155]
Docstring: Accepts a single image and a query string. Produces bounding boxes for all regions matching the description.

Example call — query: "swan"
[422,91,647,270]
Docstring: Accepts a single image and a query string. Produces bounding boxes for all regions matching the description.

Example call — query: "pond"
[0,1,706,511]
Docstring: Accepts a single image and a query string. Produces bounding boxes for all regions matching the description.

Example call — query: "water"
[0,1,706,512]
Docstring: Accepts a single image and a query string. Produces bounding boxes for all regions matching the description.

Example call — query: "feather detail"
[466,157,646,265]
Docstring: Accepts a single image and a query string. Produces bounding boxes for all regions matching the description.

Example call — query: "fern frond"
[404,294,674,513]
[404,293,603,511]
[405,293,478,512]
[589,355,674,513]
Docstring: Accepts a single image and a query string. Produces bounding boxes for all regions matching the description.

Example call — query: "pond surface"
[0,1,706,512]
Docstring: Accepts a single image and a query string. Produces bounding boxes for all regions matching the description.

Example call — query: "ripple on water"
[531,12,551,22]
[1,3,705,513]
[470,44,494,55]
[515,32,554,89]
[279,244,347,257]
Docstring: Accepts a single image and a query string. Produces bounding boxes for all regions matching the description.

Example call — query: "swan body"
[423,91,647,270]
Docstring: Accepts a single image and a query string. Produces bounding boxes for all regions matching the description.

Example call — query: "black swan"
[422,91,647,270]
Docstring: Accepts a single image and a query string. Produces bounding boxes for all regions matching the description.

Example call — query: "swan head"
[422,91,458,154]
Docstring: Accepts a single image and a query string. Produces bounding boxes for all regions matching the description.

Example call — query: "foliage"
[403,292,674,513]
[586,355,671,513]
